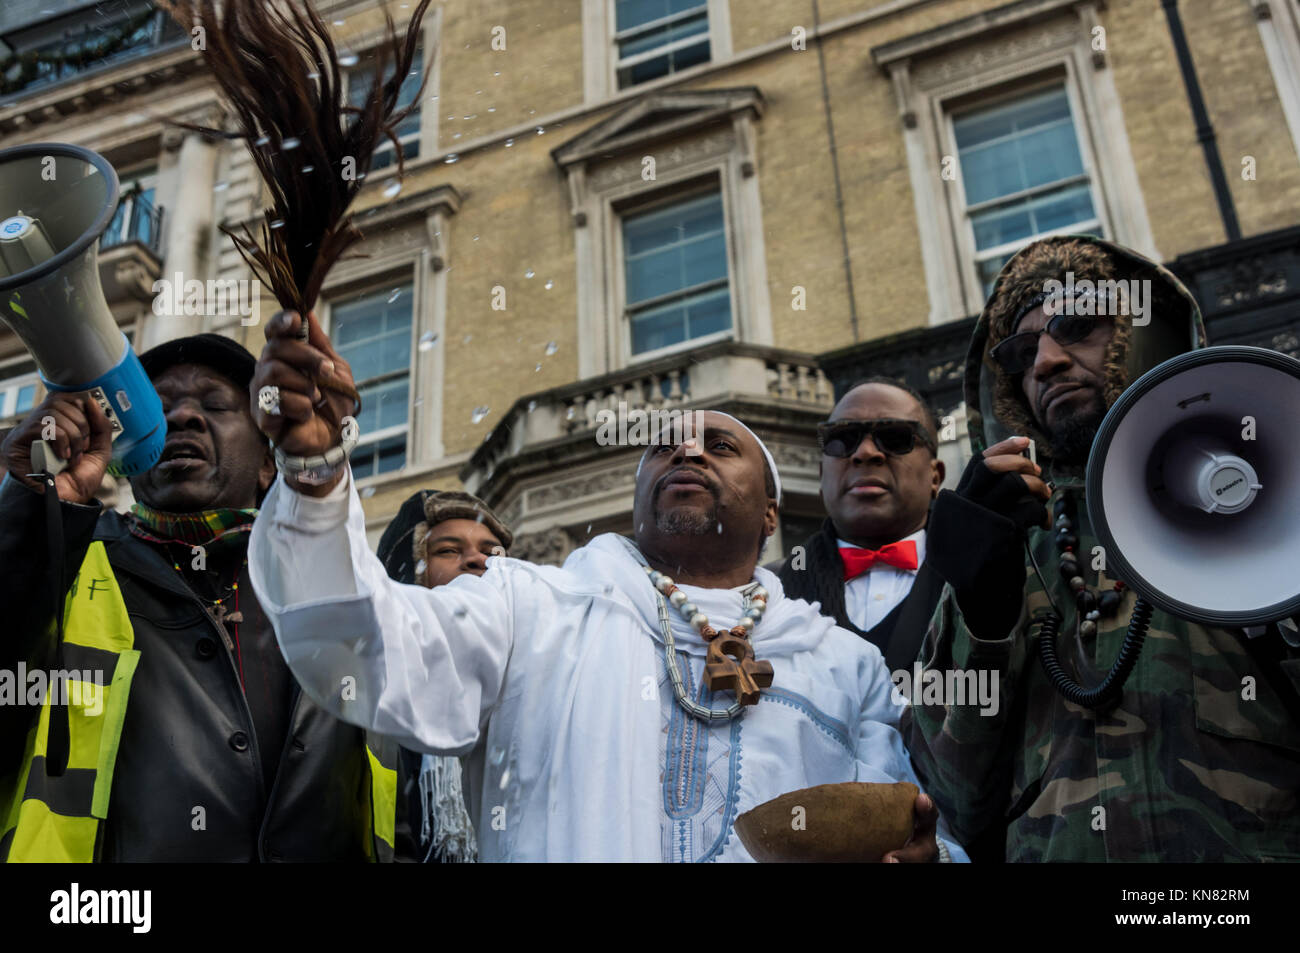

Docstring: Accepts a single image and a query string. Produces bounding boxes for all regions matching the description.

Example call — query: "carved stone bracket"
[114,260,159,302]
[509,527,573,566]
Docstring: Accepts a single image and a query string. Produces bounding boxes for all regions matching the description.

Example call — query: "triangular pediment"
[552,87,763,169]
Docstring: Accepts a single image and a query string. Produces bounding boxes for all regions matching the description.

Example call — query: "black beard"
[655,505,716,536]
[1047,403,1107,465]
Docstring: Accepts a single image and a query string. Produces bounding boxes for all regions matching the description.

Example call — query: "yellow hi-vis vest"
[0,541,397,862]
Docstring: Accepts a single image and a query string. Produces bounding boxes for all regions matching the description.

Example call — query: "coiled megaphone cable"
[1026,538,1153,711]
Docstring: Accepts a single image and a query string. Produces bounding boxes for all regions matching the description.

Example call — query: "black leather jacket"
[0,476,410,861]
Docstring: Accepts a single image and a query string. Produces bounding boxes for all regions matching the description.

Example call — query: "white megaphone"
[1087,345,1300,629]
[0,142,164,477]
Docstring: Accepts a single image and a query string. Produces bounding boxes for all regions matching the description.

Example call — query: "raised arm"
[247,309,513,755]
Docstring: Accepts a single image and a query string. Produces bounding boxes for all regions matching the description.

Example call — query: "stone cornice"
[871,0,1106,71]
[0,39,203,135]
[550,87,764,171]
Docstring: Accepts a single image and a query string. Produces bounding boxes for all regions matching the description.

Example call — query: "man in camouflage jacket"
[904,235,1300,862]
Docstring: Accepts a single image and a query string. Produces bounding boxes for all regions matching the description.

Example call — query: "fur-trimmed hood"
[963,235,1208,476]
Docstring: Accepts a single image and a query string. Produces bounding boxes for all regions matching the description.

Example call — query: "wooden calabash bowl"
[734,781,918,862]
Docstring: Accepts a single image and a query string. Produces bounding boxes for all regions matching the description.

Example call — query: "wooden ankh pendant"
[704,634,774,706]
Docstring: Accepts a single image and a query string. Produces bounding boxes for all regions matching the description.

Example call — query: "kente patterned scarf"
[128,502,259,560]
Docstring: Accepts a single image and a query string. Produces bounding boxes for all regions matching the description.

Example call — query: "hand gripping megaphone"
[1035,345,1300,711]
[1086,345,1300,628]
[0,142,165,478]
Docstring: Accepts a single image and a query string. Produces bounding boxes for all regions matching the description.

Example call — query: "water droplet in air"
[213,181,229,192]
[534,363,542,372]
[535,126,545,135]
[488,107,496,113]
[498,767,510,790]
[488,746,505,766]
[452,132,462,140]
[339,52,359,67]
[445,153,460,164]
[269,219,285,230]
[472,406,490,424]
[454,607,468,620]
[301,165,315,174]
[527,400,537,413]
[565,406,576,421]
[358,485,375,498]
[254,135,270,147]
[332,19,345,26]
[387,289,402,304]
[472,234,480,241]
[545,341,558,355]
[384,180,402,198]
[415,559,426,576]
[504,138,514,148]
[716,522,723,534]
[307,71,320,81]
[586,524,592,535]
[493,71,501,77]
[525,269,535,279]
[282,137,300,151]
[463,334,473,344]
[544,279,554,290]
[418,331,438,351]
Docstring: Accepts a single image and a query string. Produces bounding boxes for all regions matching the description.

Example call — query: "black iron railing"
[100,186,163,255]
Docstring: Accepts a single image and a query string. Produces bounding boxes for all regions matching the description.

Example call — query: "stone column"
[140,114,220,348]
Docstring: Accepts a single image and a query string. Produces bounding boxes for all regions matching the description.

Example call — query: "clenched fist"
[250,310,358,497]
[0,391,114,504]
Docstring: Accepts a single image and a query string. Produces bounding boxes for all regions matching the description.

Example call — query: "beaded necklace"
[1052,495,1124,636]
[644,565,773,723]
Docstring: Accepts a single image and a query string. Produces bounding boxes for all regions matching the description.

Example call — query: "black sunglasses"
[990,311,1109,375]
[817,418,936,458]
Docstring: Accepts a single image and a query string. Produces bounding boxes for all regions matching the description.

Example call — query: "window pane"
[956,87,1084,206]
[349,50,422,161]
[623,192,730,355]
[971,204,1034,251]
[331,285,413,439]
[686,288,730,339]
[1032,184,1097,233]
[631,302,688,354]
[681,232,727,288]
[15,384,36,415]
[960,87,1099,257]
[619,12,708,59]
[617,0,706,31]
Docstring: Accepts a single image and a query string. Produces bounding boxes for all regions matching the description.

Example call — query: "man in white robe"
[247,310,969,862]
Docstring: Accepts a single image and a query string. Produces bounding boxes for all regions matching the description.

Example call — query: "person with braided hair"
[777,379,947,675]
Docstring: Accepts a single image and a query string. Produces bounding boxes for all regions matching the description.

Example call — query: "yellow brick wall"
[1180,0,1300,239]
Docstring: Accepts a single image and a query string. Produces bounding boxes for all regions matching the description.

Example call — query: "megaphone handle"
[31,438,67,477]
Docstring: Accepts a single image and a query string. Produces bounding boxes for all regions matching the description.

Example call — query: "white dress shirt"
[838,528,927,633]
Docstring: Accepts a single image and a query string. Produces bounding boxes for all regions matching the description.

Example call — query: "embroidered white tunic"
[248,473,967,863]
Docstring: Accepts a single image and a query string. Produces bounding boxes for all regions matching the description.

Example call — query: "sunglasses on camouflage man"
[817,419,937,458]
[989,310,1113,375]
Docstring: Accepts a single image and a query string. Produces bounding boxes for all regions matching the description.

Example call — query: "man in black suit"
[779,377,946,673]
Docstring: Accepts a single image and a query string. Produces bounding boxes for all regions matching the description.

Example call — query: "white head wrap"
[635,409,782,506]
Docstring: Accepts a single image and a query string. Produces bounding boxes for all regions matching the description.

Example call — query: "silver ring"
[258,385,281,416]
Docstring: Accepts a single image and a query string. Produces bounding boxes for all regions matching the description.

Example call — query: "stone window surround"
[874,0,1157,325]
[582,0,734,104]
[553,87,773,378]
[316,184,461,480]
[1253,0,1300,167]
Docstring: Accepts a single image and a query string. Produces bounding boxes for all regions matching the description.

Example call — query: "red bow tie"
[839,541,919,580]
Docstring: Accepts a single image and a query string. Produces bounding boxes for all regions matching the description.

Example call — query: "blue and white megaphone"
[0,142,164,477]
